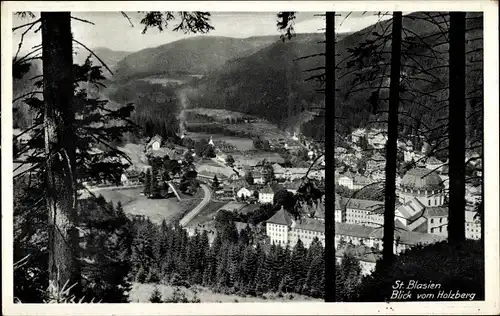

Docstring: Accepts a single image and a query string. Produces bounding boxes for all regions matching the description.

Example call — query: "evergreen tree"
[290,239,308,293]
[226,155,235,167]
[149,286,163,303]
[239,245,258,294]
[245,171,254,185]
[336,252,362,301]
[150,167,161,198]
[143,169,152,197]
[253,244,268,295]
[212,175,220,190]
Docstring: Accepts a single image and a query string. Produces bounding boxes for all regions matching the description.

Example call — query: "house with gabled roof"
[366,153,386,173]
[266,207,295,247]
[146,135,162,151]
[258,183,276,204]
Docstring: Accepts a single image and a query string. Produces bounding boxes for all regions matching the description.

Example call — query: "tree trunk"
[382,12,402,266]
[448,12,466,245]
[41,12,81,295]
[324,11,336,302]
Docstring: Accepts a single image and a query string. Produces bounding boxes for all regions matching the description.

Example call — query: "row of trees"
[129,216,330,298]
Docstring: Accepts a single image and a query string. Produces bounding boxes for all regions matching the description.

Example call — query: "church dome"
[401,167,443,191]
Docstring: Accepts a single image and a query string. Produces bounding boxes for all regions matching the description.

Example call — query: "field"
[231,152,285,166]
[184,108,258,121]
[187,132,254,151]
[90,187,183,224]
[186,200,227,227]
[184,108,291,149]
[129,283,322,303]
[117,143,148,170]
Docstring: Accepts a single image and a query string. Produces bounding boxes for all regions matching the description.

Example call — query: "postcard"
[2,1,499,315]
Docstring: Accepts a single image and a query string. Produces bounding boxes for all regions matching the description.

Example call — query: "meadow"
[129,283,322,303]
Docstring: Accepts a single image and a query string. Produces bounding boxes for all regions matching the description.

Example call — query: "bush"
[356,240,484,302]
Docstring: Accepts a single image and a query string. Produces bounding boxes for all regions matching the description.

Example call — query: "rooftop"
[335,222,374,239]
[426,206,448,217]
[346,198,384,213]
[266,208,294,226]
[295,218,325,233]
[401,167,444,190]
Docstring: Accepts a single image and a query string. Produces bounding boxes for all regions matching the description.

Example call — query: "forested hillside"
[113,35,280,82]
[73,47,132,70]
[13,13,482,145]
[185,13,483,142]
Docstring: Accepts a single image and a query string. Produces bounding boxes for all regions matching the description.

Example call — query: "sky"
[12,11,396,56]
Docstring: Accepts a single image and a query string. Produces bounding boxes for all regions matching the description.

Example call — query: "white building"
[258,184,275,204]
[237,187,254,199]
[351,128,366,143]
[146,135,162,151]
[266,207,325,248]
[338,172,355,190]
[398,167,445,207]
[120,173,129,185]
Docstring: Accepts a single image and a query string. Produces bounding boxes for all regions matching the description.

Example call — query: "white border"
[2,1,499,315]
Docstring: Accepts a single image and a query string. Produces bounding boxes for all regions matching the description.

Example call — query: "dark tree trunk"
[382,12,402,266]
[324,11,336,302]
[41,12,81,295]
[448,12,466,245]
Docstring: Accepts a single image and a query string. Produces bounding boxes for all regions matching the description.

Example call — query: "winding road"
[179,183,212,227]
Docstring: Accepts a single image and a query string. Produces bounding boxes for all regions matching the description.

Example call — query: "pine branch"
[72,38,114,76]
[12,19,41,32]
[70,16,95,25]
[14,19,40,61]
[121,12,135,27]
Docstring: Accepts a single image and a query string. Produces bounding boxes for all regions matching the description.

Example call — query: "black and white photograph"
[2,1,499,315]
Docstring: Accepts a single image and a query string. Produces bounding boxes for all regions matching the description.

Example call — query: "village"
[95,124,484,278]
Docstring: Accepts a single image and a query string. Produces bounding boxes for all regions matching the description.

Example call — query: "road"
[179,183,212,227]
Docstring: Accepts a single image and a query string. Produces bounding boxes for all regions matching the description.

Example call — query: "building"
[351,128,366,143]
[399,167,445,206]
[335,222,446,255]
[266,207,294,246]
[282,181,301,194]
[120,173,129,185]
[265,207,325,248]
[258,184,276,204]
[404,150,424,163]
[336,245,381,276]
[218,202,246,213]
[335,196,344,222]
[396,168,481,240]
[425,157,445,173]
[366,153,386,173]
[352,175,374,191]
[274,167,309,181]
[253,170,265,185]
[237,187,254,199]
[146,135,162,151]
[368,134,387,149]
[338,171,355,190]
[344,198,385,227]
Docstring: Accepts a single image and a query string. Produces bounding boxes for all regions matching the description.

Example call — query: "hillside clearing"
[129,283,322,303]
